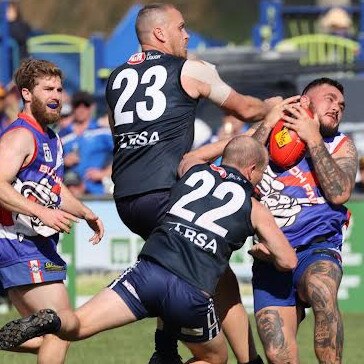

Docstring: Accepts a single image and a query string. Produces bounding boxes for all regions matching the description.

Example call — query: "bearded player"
[0,59,104,364]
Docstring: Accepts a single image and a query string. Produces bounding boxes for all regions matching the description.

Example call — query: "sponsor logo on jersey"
[43,143,53,162]
[44,262,66,272]
[226,172,242,181]
[210,164,227,178]
[39,164,62,184]
[146,53,162,61]
[116,131,160,149]
[127,52,146,65]
[168,222,217,254]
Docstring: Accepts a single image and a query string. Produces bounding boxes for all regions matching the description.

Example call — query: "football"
[268,108,313,169]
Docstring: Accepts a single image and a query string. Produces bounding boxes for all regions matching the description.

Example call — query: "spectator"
[209,113,249,165]
[59,91,114,195]
[0,82,21,133]
[58,101,73,130]
[354,156,364,193]
[0,86,8,132]
[57,89,74,131]
[6,0,32,59]
[319,7,354,38]
[215,113,249,141]
[63,170,85,198]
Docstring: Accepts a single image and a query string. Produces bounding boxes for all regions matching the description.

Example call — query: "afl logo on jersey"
[43,143,53,162]
[127,52,146,65]
[210,164,227,178]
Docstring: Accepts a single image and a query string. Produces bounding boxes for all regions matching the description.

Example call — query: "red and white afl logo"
[127,52,146,65]
[210,164,227,178]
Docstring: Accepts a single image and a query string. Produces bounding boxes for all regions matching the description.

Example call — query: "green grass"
[1,274,364,363]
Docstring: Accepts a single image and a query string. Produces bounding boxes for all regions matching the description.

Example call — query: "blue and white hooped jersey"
[258,132,350,249]
[0,113,64,267]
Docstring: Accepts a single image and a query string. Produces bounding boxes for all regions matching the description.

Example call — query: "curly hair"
[14,58,63,93]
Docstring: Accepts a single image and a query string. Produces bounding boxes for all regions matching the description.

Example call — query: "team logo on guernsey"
[257,165,325,228]
[43,143,53,162]
[28,260,44,283]
[127,52,146,65]
[13,178,61,237]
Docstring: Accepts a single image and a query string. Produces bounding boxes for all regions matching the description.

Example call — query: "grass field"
[1,274,364,363]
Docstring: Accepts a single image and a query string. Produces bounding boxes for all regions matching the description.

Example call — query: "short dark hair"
[301,77,344,96]
[71,91,94,108]
[135,3,175,44]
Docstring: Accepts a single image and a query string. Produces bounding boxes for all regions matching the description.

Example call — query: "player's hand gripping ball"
[269,108,313,169]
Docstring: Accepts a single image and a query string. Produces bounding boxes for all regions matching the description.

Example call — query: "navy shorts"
[109,258,220,343]
[0,258,67,290]
[252,241,342,313]
[115,190,170,240]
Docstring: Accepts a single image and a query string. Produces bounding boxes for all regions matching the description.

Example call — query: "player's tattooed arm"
[250,96,301,144]
[250,121,271,144]
[308,137,357,204]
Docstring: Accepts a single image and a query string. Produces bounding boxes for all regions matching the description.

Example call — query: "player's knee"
[56,309,80,341]
[211,351,228,364]
[264,342,298,364]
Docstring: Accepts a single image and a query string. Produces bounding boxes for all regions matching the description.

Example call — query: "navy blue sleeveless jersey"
[106,50,199,198]
[140,163,255,295]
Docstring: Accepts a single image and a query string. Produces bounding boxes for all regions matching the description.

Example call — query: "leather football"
[268,108,313,169]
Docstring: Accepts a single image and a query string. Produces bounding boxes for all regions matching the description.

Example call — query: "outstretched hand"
[84,211,104,245]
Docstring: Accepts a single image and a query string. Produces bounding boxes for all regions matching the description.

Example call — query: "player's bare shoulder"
[0,127,34,154]
[181,59,231,104]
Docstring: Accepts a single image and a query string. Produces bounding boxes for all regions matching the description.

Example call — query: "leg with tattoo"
[255,307,299,364]
[298,260,343,364]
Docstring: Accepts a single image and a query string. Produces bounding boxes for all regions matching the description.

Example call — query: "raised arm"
[282,104,358,204]
[181,59,273,122]
[250,95,301,144]
[250,198,297,271]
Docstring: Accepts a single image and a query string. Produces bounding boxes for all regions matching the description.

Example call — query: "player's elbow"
[276,252,297,272]
[237,104,264,122]
[327,189,351,205]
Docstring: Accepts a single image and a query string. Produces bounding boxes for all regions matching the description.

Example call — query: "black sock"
[154,329,179,357]
[239,355,265,364]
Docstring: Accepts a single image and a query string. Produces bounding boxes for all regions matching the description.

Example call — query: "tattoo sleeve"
[251,122,271,145]
[308,138,358,203]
